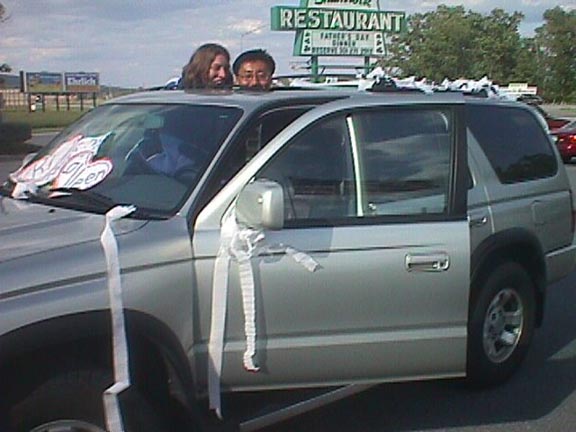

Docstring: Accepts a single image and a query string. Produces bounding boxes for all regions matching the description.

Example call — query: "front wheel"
[11,369,171,432]
[467,262,536,387]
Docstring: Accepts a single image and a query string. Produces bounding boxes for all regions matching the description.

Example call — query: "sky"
[0,0,573,88]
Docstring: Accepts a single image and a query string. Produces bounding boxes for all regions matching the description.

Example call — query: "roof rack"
[361,68,515,100]
[368,77,426,93]
[432,87,491,98]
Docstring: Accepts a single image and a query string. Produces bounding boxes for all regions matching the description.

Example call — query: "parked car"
[551,120,576,163]
[529,103,571,130]
[1,88,575,432]
[517,94,544,105]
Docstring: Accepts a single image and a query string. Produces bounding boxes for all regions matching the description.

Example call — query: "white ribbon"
[229,222,265,373]
[10,181,38,200]
[100,205,136,432]
[208,210,320,418]
[360,67,511,99]
[10,156,39,200]
[9,153,43,199]
[207,211,240,419]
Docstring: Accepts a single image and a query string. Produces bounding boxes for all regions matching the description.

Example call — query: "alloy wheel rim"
[482,288,524,363]
[30,420,106,432]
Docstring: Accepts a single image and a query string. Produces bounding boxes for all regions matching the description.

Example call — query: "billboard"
[22,71,100,93]
[64,72,100,93]
[24,72,64,93]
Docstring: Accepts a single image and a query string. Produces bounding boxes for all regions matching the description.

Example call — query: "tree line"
[384,5,576,102]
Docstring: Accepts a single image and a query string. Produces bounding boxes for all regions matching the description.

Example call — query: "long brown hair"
[181,43,232,89]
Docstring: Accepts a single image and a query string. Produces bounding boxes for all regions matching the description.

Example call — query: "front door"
[197,103,470,390]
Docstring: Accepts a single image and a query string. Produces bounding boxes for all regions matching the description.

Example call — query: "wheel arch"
[471,228,547,327]
[0,309,197,411]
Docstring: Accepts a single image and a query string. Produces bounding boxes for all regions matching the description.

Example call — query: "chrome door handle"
[469,215,487,228]
[405,253,450,272]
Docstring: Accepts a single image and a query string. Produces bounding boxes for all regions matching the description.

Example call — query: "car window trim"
[346,115,364,217]
[284,212,466,229]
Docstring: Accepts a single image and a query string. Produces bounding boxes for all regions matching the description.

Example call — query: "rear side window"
[352,108,453,217]
[467,105,557,183]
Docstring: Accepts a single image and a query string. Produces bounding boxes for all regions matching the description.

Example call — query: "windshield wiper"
[48,187,118,209]
[0,182,114,210]
[4,184,161,219]
[47,188,159,219]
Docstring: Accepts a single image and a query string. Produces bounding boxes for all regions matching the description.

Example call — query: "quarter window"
[466,105,557,183]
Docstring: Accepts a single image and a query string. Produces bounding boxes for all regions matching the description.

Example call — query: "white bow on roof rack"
[364,67,514,99]
[277,68,516,100]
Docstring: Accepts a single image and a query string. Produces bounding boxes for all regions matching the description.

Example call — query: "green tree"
[388,6,480,82]
[471,9,524,83]
[510,37,541,85]
[386,6,525,85]
[535,7,576,102]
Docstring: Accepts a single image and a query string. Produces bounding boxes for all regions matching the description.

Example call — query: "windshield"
[2,103,242,218]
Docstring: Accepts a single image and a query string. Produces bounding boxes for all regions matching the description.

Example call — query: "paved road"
[28,130,59,147]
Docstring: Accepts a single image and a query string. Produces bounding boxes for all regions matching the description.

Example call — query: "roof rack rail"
[432,87,490,98]
[368,77,427,93]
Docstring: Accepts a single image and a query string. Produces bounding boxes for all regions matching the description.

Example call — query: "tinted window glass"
[353,108,452,217]
[8,104,242,217]
[201,107,316,207]
[467,105,557,183]
[257,116,355,222]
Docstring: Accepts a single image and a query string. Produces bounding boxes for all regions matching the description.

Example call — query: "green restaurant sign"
[271,0,405,57]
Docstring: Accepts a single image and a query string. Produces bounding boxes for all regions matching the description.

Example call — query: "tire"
[467,262,536,387]
[10,369,171,432]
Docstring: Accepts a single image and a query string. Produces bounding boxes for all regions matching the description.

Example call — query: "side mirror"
[235,179,284,230]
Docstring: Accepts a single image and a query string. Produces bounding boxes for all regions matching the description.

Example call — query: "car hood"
[0,197,146,263]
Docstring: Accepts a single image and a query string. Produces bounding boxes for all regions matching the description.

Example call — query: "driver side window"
[256,116,356,224]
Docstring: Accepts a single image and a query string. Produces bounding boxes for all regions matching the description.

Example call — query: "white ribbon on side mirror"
[208,210,320,418]
[100,205,136,432]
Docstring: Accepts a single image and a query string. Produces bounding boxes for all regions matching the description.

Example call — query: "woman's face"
[207,54,229,87]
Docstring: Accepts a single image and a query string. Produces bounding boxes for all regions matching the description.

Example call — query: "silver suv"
[1,89,575,432]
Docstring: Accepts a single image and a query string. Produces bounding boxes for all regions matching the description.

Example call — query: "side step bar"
[239,384,375,431]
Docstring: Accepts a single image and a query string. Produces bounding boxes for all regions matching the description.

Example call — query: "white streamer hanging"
[100,205,136,432]
[208,210,320,418]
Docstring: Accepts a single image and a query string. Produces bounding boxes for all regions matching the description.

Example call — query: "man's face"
[236,60,272,90]
[208,54,230,88]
